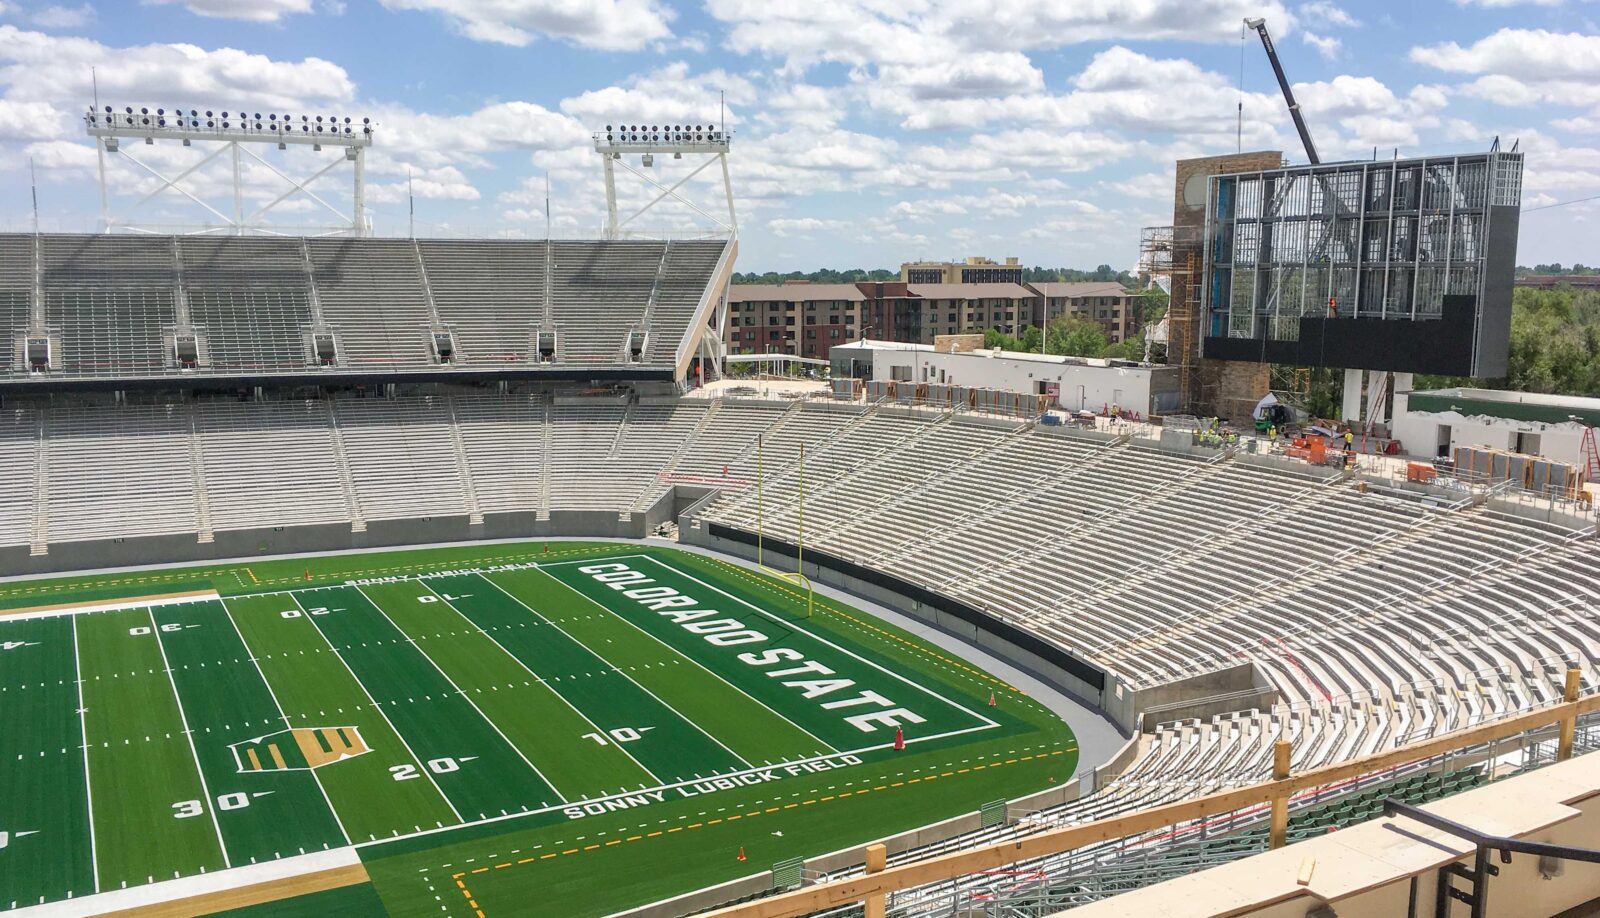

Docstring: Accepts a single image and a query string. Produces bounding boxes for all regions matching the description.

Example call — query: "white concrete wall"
[1392,392,1589,464]
[869,348,1164,413]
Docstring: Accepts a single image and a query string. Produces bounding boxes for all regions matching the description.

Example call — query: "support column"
[352,147,366,237]
[719,151,738,235]
[1269,739,1291,849]
[96,137,110,233]
[601,152,619,239]
[230,141,243,235]
[1342,367,1362,423]
[863,843,887,918]
[1559,667,1581,761]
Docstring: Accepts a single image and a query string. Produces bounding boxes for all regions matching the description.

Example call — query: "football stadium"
[5,20,1600,918]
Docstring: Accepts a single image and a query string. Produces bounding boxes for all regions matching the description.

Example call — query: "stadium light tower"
[593,123,735,238]
[84,105,375,236]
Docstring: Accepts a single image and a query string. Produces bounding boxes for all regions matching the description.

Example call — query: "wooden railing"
[704,671,1595,918]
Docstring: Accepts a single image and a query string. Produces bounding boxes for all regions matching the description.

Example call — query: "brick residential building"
[1030,281,1141,344]
[723,283,866,358]
[900,256,1024,285]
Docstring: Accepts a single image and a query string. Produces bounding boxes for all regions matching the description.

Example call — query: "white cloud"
[1411,29,1600,82]
[0,98,63,140]
[560,62,755,129]
[1301,31,1341,60]
[365,166,480,203]
[379,0,673,50]
[709,0,1296,71]
[1454,0,1561,6]
[30,3,93,27]
[143,0,314,22]
[0,26,355,110]
[1298,1,1358,27]
[767,217,852,238]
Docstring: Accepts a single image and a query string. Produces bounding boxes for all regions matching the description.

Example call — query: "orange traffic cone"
[736,846,747,862]
[543,543,549,553]
[893,726,905,751]
[987,691,997,707]
[303,568,310,581]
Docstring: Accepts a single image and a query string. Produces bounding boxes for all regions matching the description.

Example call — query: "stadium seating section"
[0,233,730,380]
[4,230,1597,917]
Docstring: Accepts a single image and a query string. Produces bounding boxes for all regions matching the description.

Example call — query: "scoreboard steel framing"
[1201,150,1523,377]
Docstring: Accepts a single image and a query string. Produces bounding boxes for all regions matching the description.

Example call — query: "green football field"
[0,542,1077,917]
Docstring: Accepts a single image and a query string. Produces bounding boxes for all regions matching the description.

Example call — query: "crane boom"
[1244,17,1320,165]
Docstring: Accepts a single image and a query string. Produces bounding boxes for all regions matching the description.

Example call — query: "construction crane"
[1244,17,1320,165]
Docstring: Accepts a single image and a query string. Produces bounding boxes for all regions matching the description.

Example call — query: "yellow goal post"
[755,434,816,619]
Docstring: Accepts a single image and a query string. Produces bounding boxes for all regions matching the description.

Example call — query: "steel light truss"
[85,106,375,237]
[592,124,735,239]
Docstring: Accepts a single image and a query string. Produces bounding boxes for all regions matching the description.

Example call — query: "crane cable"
[1236,22,1247,154]
[1523,192,1600,214]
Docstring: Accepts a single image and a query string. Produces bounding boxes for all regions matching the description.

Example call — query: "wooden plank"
[101,864,369,918]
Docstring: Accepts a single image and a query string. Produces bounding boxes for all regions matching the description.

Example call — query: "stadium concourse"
[0,230,1598,916]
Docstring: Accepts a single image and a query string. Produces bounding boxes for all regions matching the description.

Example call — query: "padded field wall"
[0,510,660,577]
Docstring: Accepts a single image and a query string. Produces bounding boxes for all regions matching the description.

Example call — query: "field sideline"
[0,542,1078,917]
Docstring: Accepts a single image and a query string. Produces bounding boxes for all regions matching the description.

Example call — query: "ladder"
[1582,426,1600,483]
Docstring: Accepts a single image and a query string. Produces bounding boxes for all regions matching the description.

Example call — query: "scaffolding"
[1139,225,1202,413]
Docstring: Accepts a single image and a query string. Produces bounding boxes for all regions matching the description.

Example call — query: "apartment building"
[1032,281,1141,344]
[723,283,865,358]
[900,256,1024,285]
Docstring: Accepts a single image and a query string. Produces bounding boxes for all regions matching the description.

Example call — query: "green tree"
[1045,317,1107,358]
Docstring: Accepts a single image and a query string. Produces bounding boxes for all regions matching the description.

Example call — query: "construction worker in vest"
[1267,424,1277,443]
[1343,430,1354,452]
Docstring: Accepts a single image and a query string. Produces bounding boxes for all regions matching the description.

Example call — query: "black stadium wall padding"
[706,521,1108,693]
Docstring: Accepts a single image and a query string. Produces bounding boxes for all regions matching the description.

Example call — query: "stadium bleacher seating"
[1,229,1596,916]
[0,233,730,380]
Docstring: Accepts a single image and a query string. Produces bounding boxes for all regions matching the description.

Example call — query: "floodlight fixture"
[590,116,736,238]
[85,101,376,237]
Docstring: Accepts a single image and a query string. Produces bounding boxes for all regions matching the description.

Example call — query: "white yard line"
[411,578,663,790]
[215,598,352,846]
[288,592,465,825]
[473,573,757,771]
[352,583,568,807]
[145,607,232,869]
[69,616,99,895]
[530,565,838,756]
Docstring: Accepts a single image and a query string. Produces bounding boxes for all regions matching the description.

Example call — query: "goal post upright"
[753,433,815,620]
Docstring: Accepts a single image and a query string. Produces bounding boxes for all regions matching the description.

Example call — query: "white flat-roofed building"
[830,338,1180,415]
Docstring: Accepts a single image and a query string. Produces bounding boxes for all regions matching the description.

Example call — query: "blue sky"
[0,0,1596,272]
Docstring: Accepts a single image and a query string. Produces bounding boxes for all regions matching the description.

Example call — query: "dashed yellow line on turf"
[447,747,1073,915]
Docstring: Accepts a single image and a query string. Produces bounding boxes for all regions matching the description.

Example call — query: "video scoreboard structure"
[1200,149,1523,378]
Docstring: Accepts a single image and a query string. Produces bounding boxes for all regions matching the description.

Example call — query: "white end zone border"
[0,592,224,623]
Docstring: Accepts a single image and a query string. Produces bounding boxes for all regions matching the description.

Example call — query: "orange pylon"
[893,726,905,751]
[736,846,747,862]
[988,691,997,707]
